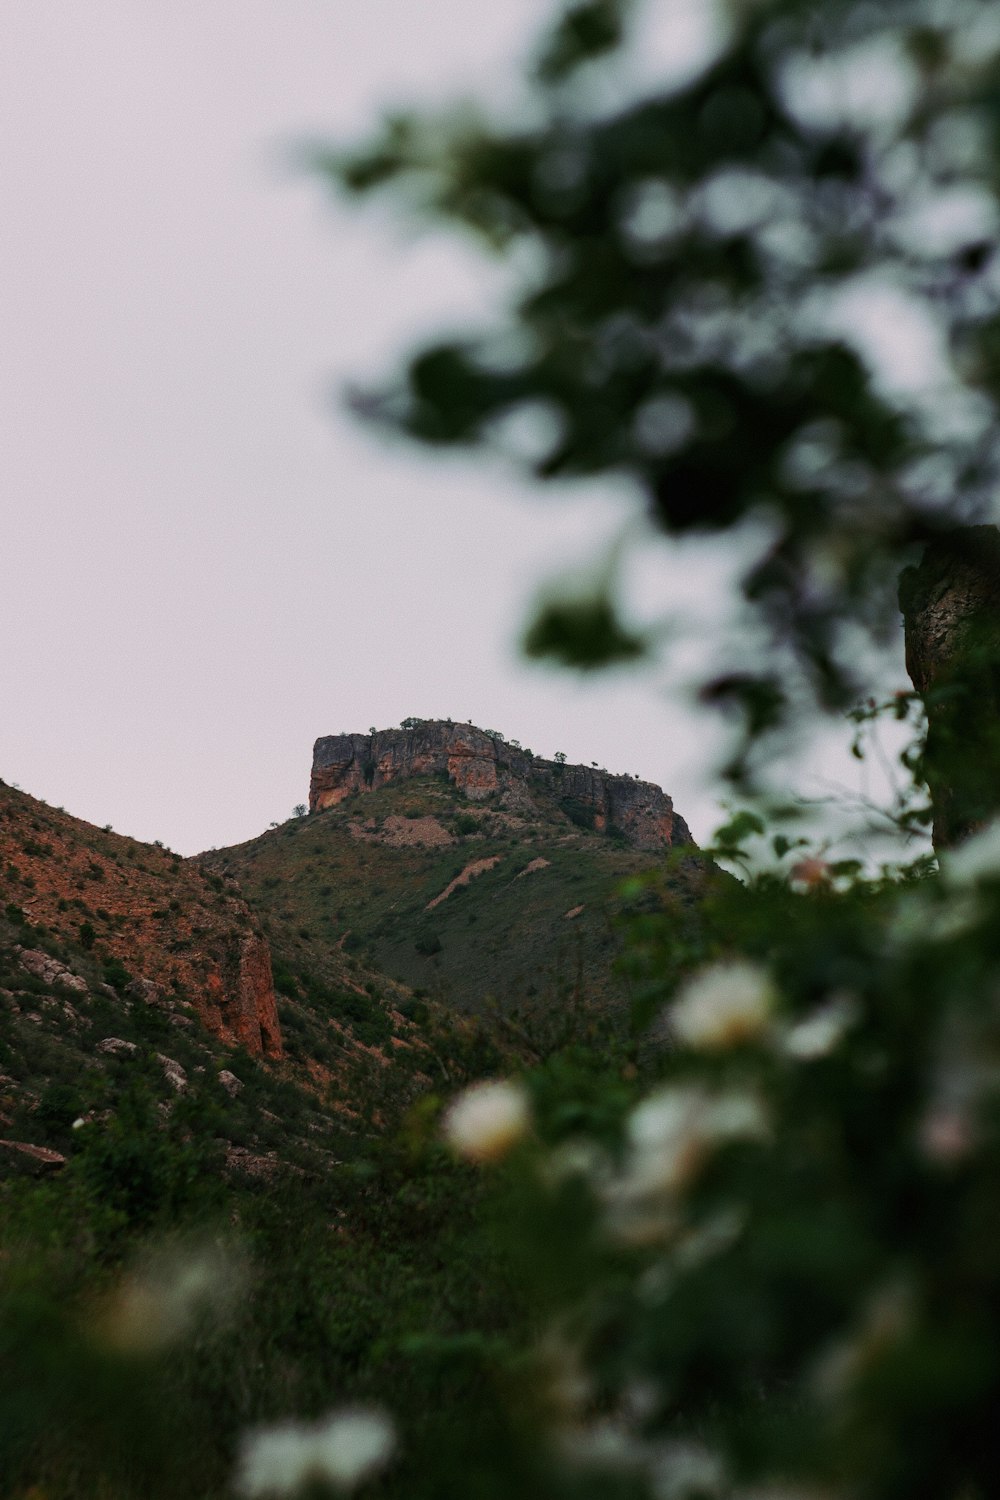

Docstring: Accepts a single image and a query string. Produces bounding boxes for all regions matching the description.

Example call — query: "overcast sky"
[0,1,908,857]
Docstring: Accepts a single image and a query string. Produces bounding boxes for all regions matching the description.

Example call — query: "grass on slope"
[209,776,703,1022]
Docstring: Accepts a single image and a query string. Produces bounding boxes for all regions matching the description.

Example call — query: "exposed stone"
[156,1054,187,1091]
[205,932,282,1060]
[224,1143,281,1179]
[348,814,454,847]
[96,1037,138,1057]
[125,975,162,1006]
[426,856,502,911]
[310,721,693,852]
[218,1068,243,1097]
[15,947,88,993]
[0,1138,67,1176]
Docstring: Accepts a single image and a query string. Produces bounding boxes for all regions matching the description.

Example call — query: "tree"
[322,0,1000,794]
[314,4,1000,1498]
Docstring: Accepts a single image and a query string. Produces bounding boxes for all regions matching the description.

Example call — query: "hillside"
[0,779,280,1052]
[0,734,708,1500]
[207,721,706,1024]
[0,777,460,1176]
[0,775,535,1500]
[0,726,706,1169]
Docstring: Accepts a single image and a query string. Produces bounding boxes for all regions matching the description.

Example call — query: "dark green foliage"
[300,2,1000,1495]
[33,1082,85,1136]
[325,0,1000,766]
[524,592,646,671]
[559,795,596,831]
[101,956,132,992]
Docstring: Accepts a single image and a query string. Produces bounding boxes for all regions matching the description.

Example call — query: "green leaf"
[522,594,647,670]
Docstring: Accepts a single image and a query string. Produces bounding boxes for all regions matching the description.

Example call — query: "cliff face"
[310,722,692,852]
[204,929,282,1059]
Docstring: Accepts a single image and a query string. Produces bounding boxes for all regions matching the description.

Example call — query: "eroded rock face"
[15,948,88,994]
[311,724,502,808]
[203,932,282,1060]
[310,722,693,852]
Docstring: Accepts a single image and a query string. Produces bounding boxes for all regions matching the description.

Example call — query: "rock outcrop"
[310,721,692,852]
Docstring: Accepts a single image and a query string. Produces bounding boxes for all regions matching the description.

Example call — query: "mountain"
[0,777,439,1175]
[0,772,535,1500]
[0,733,706,1500]
[309,720,692,849]
[1,724,703,1170]
[206,720,703,1024]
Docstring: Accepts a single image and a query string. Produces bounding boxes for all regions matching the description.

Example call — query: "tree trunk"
[899,525,1000,849]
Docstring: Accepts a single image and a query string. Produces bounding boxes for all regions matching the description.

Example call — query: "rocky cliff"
[310,721,692,852]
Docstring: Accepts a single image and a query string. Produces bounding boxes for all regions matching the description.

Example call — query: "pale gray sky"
[0,1,908,857]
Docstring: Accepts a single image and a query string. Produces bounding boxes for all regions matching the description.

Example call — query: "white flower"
[235,1409,395,1496]
[783,995,856,1060]
[669,961,775,1050]
[889,883,985,948]
[99,1242,240,1352]
[630,1086,769,1193]
[941,817,1000,886]
[814,1283,914,1404]
[441,1079,531,1163]
[652,1440,726,1499]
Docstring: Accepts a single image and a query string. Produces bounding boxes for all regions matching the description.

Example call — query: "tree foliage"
[304,4,1000,1498]
[322,0,1000,777]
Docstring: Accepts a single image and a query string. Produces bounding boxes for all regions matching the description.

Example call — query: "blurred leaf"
[534,0,631,83]
[523,593,647,670]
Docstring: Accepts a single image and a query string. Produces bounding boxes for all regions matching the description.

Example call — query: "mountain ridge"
[209,722,704,1021]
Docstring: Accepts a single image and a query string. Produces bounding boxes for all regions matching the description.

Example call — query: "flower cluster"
[234,1409,395,1497]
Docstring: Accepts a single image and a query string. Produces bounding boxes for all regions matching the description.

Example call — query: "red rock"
[309,721,692,852]
[0,1138,66,1175]
[0,783,282,1062]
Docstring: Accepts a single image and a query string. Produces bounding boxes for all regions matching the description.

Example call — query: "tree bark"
[899,525,1000,849]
